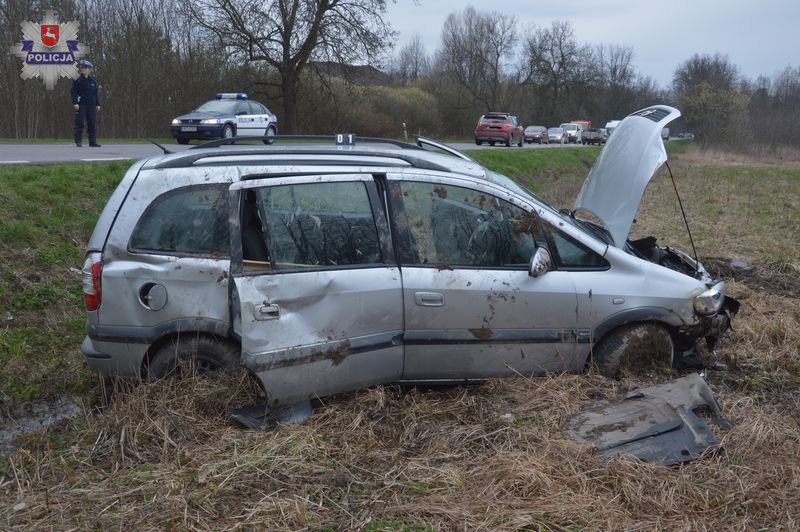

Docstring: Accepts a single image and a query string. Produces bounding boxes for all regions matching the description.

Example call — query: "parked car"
[523,125,549,144]
[560,123,582,144]
[474,112,524,147]
[581,128,608,145]
[547,127,567,144]
[82,106,737,415]
[170,92,278,145]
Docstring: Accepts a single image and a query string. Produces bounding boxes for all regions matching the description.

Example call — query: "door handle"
[414,292,445,307]
[255,303,280,320]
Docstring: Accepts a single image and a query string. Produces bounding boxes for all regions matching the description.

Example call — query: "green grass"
[0,161,128,403]
[467,147,599,194]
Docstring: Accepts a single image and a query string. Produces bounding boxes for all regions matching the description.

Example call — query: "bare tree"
[522,21,579,123]
[673,53,748,146]
[439,6,517,111]
[673,52,740,94]
[184,0,394,133]
[393,34,429,86]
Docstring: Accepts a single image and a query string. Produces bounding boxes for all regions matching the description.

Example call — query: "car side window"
[398,182,536,268]
[129,185,228,256]
[253,181,382,270]
[249,102,265,115]
[548,226,608,269]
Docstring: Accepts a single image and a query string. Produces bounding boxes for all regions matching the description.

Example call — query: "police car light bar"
[215,92,248,100]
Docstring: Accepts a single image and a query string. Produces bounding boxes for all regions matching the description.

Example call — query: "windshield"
[485,170,610,244]
[560,124,577,131]
[548,128,561,133]
[194,100,239,113]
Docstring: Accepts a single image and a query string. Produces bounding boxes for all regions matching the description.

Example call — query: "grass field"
[1,144,799,529]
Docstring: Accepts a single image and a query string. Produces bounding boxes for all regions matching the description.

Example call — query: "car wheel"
[489,141,495,146]
[176,137,189,145]
[222,123,235,139]
[146,335,240,380]
[262,126,276,145]
[475,139,482,146]
[517,136,523,147]
[592,323,674,378]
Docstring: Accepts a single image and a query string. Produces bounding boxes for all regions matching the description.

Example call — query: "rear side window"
[255,181,382,270]
[129,185,228,256]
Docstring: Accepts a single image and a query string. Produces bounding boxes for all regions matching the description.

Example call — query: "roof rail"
[149,147,456,172]
[191,135,426,150]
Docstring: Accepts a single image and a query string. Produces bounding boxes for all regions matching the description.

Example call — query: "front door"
[388,176,583,379]
[230,174,403,406]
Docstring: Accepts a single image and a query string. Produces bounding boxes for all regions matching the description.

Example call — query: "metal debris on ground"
[563,374,731,465]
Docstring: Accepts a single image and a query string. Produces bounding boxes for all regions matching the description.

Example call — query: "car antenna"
[146,139,173,155]
[665,161,699,272]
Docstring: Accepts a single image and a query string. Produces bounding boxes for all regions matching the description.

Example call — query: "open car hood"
[573,105,681,248]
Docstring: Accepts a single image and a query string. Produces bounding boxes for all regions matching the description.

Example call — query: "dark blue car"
[170,93,278,144]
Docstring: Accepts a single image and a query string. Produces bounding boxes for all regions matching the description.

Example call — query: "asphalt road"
[0,139,583,164]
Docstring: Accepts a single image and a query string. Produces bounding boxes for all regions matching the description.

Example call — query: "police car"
[170,93,278,144]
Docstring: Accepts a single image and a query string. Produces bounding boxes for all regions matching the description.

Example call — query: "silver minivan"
[82,105,737,409]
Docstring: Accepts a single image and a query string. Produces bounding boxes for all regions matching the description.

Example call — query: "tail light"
[82,252,102,311]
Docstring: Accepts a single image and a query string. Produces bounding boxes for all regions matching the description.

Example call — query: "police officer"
[71,59,101,147]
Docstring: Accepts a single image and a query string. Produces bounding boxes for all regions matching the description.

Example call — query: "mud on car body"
[82,106,738,410]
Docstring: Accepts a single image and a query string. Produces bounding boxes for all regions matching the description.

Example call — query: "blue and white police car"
[170,93,278,144]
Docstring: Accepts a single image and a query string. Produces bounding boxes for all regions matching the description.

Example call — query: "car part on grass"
[230,400,313,430]
[563,373,731,465]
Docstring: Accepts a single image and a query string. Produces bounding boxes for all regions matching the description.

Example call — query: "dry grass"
[2,146,800,530]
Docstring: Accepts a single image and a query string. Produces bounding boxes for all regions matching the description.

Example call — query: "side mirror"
[528,247,551,278]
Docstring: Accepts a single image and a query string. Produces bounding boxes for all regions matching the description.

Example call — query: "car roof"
[140,136,488,179]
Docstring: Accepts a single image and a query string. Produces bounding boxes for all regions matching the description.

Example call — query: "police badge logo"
[41,24,60,47]
[9,10,90,90]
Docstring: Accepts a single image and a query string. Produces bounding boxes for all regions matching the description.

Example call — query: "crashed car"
[82,105,737,413]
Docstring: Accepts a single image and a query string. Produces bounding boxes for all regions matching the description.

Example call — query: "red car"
[474,112,523,147]
[524,125,549,144]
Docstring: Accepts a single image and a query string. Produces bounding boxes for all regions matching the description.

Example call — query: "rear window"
[129,185,229,256]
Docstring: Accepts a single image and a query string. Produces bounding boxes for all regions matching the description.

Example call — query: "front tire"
[222,123,235,139]
[475,139,482,146]
[146,335,240,380]
[592,323,674,378]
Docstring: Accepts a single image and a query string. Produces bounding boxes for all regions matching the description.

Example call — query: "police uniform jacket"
[71,75,100,107]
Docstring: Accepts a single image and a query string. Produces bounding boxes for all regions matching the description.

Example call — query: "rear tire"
[592,323,674,378]
[176,137,190,145]
[146,335,240,380]
[475,139,482,146]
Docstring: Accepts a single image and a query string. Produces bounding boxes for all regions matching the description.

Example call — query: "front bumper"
[170,124,226,140]
[677,295,740,351]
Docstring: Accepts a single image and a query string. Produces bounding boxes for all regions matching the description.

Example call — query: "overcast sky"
[384,0,799,88]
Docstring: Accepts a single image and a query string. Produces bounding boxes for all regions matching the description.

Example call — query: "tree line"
[1,1,798,150]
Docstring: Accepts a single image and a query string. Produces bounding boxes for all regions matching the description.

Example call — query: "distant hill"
[311,61,392,86]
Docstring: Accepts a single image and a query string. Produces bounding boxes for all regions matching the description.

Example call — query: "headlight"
[171,118,180,125]
[201,118,221,125]
[693,281,725,316]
